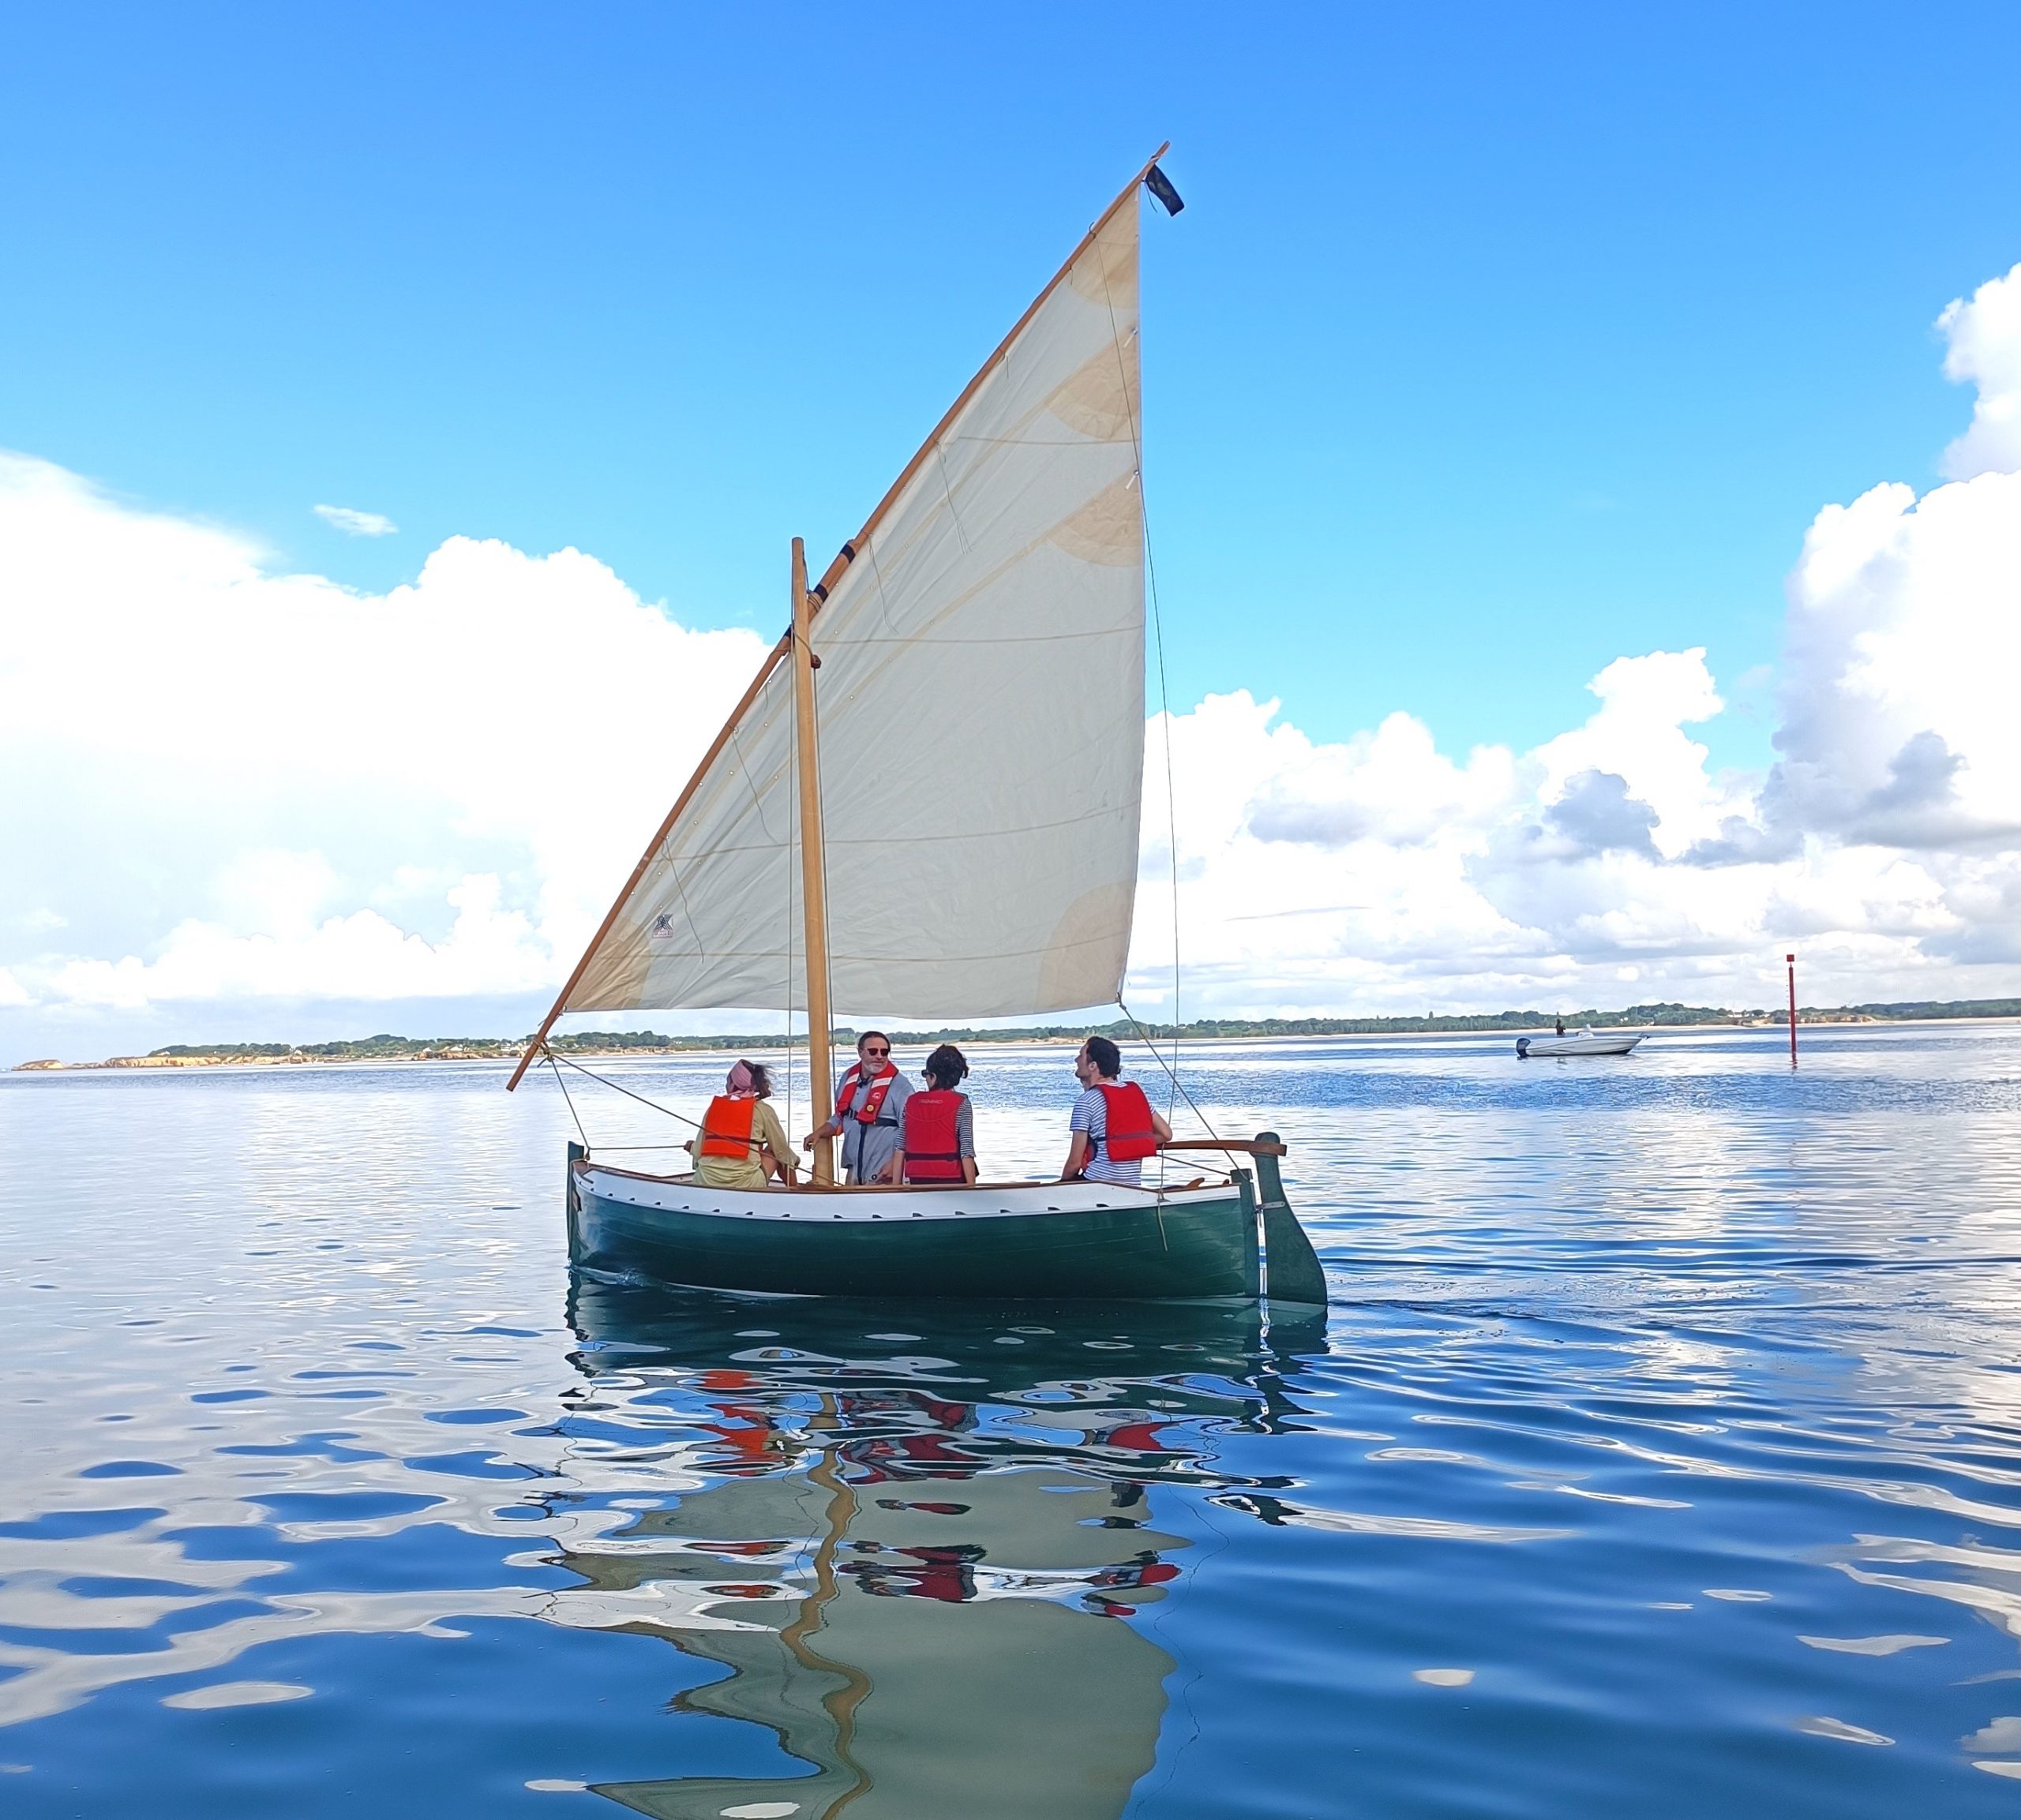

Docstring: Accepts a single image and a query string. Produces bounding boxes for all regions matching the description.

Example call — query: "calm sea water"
[3,1024,2021,1817]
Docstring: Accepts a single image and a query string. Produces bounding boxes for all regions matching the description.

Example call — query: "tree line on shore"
[109,998,2021,1065]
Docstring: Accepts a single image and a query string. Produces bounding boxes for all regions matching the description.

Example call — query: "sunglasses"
[862,1047,890,1058]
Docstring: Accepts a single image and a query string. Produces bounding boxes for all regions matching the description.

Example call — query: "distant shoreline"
[13,1003,2020,1073]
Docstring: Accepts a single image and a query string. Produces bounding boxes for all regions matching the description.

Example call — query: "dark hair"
[1082,1035,1122,1079]
[857,1030,891,1054]
[741,1060,774,1099]
[923,1043,969,1091]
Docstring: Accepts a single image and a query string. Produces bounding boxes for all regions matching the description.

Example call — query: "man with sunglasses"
[802,1030,912,1185]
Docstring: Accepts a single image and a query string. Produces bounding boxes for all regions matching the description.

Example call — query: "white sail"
[563,189,1145,1020]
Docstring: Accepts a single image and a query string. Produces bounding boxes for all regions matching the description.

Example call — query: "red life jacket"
[834,1062,899,1125]
[902,1089,966,1183]
[698,1095,759,1159]
[1089,1080,1158,1163]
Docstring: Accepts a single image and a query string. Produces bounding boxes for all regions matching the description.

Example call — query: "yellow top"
[695,1098,794,1190]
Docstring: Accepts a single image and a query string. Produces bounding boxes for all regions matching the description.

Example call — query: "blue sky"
[7,3,2019,772]
[6,4,2021,1062]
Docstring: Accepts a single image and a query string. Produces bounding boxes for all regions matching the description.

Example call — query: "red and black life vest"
[698,1095,759,1159]
[902,1089,967,1184]
[834,1062,899,1125]
[1089,1080,1158,1163]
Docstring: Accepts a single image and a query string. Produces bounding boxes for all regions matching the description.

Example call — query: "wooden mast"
[792,536,838,1185]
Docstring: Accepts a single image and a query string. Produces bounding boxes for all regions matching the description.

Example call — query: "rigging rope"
[1144,526,1182,1121]
[1117,998,1223,1146]
[1142,520,1183,1189]
[1099,208,1185,1175]
[544,1046,591,1148]
[541,1043,703,1129]
[786,623,800,1148]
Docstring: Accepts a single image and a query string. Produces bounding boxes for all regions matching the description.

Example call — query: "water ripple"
[2,1026,2019,1814]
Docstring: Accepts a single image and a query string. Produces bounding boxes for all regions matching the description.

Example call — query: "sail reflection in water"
[553,1283,1325,1819]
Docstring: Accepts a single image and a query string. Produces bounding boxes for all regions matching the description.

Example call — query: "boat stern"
[1250,1130,1326,1305]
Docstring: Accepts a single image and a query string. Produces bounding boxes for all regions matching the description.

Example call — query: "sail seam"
[572,928,1127,969]
[933,440,973,557]
[818,626,1131,649]
[827,930,1123,966]
[820,811,1132,845]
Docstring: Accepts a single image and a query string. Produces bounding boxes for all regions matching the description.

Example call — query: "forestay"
[563,191,1145,1020]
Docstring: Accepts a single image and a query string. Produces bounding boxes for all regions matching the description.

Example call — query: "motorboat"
[1516,1028,1645,1058]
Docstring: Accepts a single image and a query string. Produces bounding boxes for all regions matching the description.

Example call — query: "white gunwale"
[576,1159,1240,1225]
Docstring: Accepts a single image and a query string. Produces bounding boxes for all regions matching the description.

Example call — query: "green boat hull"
[566,1133,1325,1304]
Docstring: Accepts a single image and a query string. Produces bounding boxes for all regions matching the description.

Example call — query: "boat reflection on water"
[557,1280,1325,1820]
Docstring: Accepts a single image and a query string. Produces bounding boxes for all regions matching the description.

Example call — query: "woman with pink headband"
[689,1060,797,1191]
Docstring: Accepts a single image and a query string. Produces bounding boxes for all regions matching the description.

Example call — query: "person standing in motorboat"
[894,1043,980,1186]
[804,1030,912,1185]
[1061,1035,1171,1187]
[690,1061,798,1190]
[1554,1016,1565,1037]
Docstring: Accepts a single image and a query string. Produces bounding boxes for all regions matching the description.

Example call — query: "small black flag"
[1144,163,1185,216]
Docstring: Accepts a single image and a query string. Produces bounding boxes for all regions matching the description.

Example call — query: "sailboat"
[508,148,1325,1306]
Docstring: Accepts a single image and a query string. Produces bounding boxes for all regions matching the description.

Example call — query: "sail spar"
[549,181,1145,1026]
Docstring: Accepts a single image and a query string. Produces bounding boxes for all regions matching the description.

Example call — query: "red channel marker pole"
[1787,952,1798,1067]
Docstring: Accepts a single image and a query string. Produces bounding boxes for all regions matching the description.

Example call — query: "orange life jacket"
[1089,1080,1158,1163]
[902,1089,966,1183]
[698,1095,759,1159]
[834,1062,899,1124]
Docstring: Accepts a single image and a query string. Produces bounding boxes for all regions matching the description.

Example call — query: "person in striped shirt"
[1060,1035,1171,1187]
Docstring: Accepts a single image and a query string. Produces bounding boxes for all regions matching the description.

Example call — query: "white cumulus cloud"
[0,451,769,1054]
[5,251,2021,1058]
[313,503,398,537]
[1127,604,2017,1020]
[1123,259,2021,1021]
[1939,261,2021,481]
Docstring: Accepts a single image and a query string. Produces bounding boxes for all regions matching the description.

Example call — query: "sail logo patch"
[648,914,677,942]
